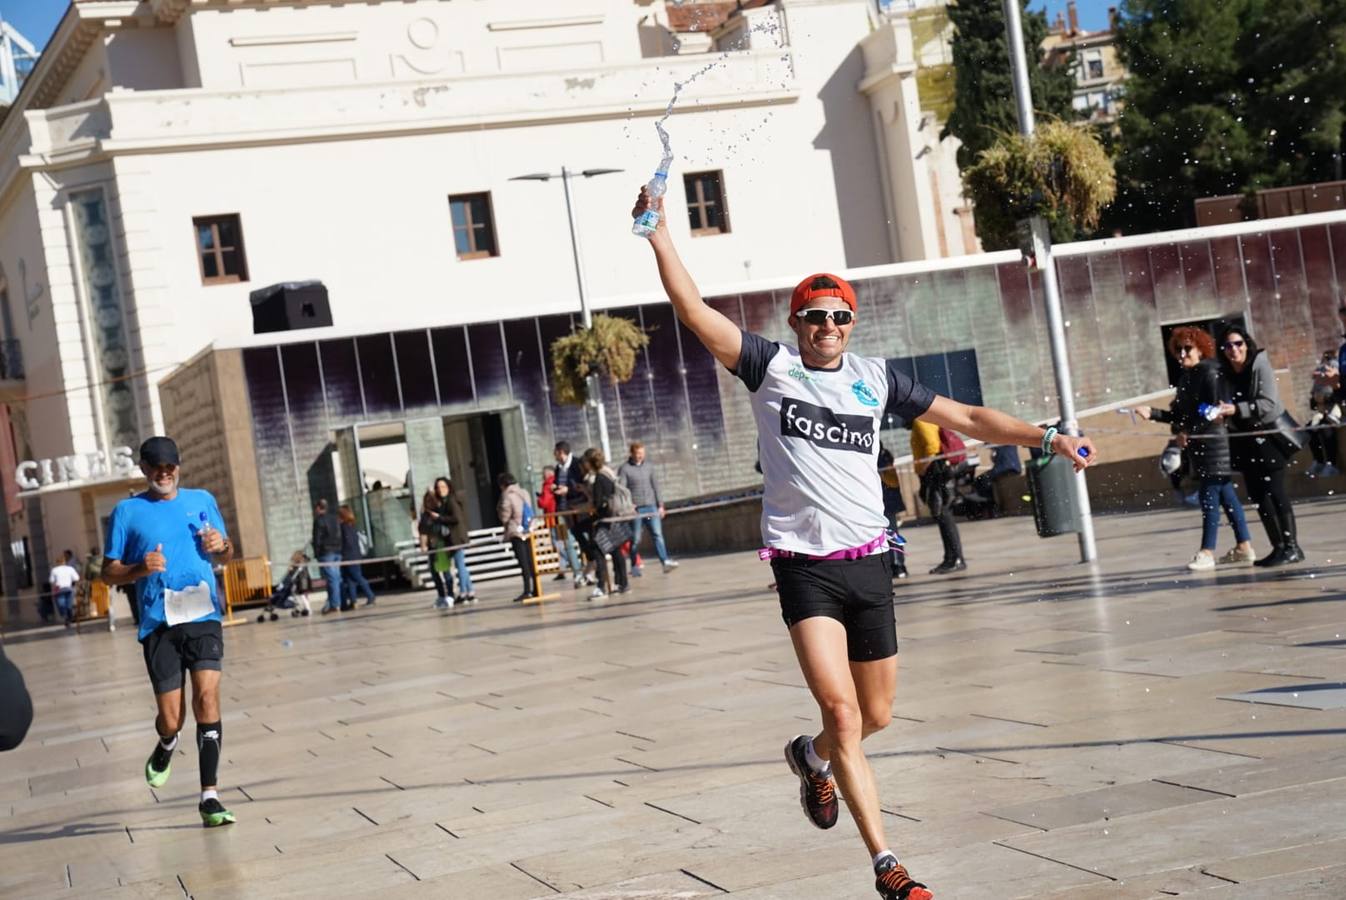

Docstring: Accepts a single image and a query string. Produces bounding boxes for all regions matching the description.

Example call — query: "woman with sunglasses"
[1215,325,1304,567]
[1136,326,1255,571]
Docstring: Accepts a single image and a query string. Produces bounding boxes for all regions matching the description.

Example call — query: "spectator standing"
[551,441,588,588]
[582,448,631,600]
[876,444,907,579]
[311,500,343,614]
[496,473,536,602]
[618,442,679,575]
[337,505,376,607]
[49,550,80,627]
[1216,325,1304,567]
[1308,352,1341,476]
[1137,326,1254,571]
[78,546,103,620]
[911,419,965,574]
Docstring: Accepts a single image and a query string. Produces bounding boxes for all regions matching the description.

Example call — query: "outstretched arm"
[634,188,742,370]
[922,396,1097,472]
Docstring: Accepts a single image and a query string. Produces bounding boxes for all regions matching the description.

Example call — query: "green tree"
[1109,0,1346,233]
[942,0,1076,172]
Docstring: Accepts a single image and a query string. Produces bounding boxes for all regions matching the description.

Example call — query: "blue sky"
[1033,0,1116,32]
[3,0,1116,55]
[0,0,63,50]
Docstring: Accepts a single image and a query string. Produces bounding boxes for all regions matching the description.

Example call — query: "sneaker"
[573,577,585,590]
[783,735,839,830]
[1186,552,1215,571]
[584,572,597,585]
[552,572,569,581]
[432,597,447,610]
[615,584,631,594]
[466,593,478,603]
[198,797,236,828]
[662,560,680,572]
[144,742,173,788]
[928,559,966,575]
[1218,545,1256,566]
[875,856,932,900]
[630,566,643,578]
[588,587,607,601]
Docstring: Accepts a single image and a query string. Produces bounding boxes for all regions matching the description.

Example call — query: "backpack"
[938,427,968,466]
[521,499,535,531]
[608,476,636,517]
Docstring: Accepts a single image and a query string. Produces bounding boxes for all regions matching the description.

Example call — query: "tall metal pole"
[559,166,612,460]
[1002,0,1097,562]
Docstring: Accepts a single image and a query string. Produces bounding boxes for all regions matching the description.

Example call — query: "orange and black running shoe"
[784,734,839,829]
[875,856,932,900]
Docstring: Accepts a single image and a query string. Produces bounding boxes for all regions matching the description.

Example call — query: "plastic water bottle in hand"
[632,170,669,238]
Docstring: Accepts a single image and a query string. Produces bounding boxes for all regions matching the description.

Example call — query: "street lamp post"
[510,166,624,460]
[1001,0,1098,563]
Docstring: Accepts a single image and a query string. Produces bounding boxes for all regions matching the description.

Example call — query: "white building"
[0,0,973,601]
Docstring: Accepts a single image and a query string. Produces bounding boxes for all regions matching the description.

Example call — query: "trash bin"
[1026,454,1079,537]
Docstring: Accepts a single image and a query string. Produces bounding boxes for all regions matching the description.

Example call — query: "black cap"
[138,436,180,467]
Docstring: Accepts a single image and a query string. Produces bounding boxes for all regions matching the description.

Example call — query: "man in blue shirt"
[102,436,237,828]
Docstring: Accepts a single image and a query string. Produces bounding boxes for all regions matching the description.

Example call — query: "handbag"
[593,520,632,555]
[1267,410,1305,457]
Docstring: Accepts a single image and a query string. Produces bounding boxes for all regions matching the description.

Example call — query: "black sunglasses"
[795,308,854,326]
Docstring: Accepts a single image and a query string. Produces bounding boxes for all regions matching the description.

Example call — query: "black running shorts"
[771,552,898,662]
[141,620,224,695]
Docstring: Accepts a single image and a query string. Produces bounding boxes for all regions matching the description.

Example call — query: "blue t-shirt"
[104,488,229,641]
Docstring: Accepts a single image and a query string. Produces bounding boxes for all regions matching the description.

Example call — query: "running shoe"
[144,742,173,788]
[784,735,838,829]
[875,856,932,900]
[662,560,680,572]
[198,797,236,828]
[588,587,607,600]
[1186,552,1215,572]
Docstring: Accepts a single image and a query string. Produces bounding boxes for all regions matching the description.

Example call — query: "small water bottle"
[632,170,669,238]
[1197,403,1221,421]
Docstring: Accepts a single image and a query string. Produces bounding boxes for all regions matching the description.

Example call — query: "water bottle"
[1197,403,1221,421]
[631,170,669,238]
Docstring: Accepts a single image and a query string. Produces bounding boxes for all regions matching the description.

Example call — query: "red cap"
[789,273,857,318]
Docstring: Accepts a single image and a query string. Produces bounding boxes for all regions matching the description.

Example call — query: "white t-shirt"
[49,564,80,591]
[734,331,936,555]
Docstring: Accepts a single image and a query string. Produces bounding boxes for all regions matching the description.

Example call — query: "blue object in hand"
[1077,447,1090,458]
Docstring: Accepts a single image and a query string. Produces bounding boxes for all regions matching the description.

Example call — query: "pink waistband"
[758,532,888,562]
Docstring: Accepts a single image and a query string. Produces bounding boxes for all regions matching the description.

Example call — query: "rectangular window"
[193,214,249,285]
[449,192,499,259]
[684,171,730,236]
[1085,51,1105,80]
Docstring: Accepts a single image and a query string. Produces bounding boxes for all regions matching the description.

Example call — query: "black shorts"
[141,620,224,695]
[771,552,897,662]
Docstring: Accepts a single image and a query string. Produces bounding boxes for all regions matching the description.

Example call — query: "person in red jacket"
[538,467,567,576]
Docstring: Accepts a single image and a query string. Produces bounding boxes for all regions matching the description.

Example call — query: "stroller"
[257,552,313,622]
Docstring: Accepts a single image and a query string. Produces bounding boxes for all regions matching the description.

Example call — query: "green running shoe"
[144,742,173,788]
[198,797,236,828]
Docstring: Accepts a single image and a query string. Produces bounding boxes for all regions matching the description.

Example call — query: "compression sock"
[197,721,222,789]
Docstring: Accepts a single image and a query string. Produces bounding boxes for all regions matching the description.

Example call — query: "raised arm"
[634,188,742,370]
[922,395,1097,472]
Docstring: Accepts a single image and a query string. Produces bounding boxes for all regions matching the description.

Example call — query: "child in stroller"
[257,552,313,622]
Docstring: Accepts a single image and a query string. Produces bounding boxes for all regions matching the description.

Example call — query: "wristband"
[1041,426,1058,458]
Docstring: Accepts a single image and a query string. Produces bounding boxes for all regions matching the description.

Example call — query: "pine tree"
[942,0,1076,173]
[1109,0,1346,233]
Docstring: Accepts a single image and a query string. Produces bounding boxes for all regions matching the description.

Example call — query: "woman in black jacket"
[337,505,375,608]
[1138,326,1254,571]
[1216,325,1304,567]
[580,447,629,600]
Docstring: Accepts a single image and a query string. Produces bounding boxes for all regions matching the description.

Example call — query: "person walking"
[551,441,588,588]
[496,473,536,602]
[48,550,80,628]
[311,499,343,614]
[337,505,376,607]
[582,448,632,600]
[618,442,679,575]
[911,420,965,575]
[1137,326,1255,571]
[634,184,1095,900]
[100,436,237,827]
[1216,325,1304,567]
[1307,352,1341,477]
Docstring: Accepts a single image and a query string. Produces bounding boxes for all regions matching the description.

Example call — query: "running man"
[101,436,238,828]
[634,189,1095,899]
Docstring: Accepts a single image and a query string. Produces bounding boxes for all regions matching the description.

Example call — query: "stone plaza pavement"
[2,500,1345,899]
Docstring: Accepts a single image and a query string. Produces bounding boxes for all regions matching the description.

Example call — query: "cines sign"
[16,446,137,495]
